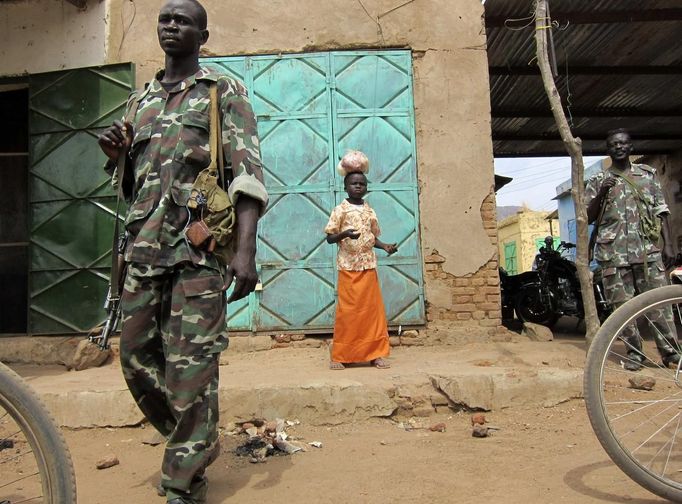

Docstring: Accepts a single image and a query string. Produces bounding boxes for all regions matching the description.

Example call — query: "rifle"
[88,233,127,350]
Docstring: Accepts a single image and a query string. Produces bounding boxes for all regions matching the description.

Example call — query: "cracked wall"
[0,0,106,75]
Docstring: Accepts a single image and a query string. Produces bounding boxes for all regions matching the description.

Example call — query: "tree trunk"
[534,0,600,345]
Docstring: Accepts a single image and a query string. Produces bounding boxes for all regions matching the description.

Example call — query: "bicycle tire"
[0,362,77,503]
[585,284,682,502]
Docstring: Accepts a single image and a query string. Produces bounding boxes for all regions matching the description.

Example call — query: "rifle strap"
[110,94,141,300]
[208,84,227,190]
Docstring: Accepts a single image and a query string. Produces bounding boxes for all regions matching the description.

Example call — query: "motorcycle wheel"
[515,287,560,327]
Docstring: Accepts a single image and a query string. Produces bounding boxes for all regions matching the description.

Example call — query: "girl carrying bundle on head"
[324,150,398,370]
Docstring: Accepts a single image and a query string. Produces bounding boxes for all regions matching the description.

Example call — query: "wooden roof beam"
[486,8,682,27]
[492,108,682,118]
[489,66,682,76]
[65,0,87,9]
[492,133,682,142]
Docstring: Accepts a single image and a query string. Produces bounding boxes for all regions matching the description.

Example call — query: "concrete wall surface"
[0,0,107,76]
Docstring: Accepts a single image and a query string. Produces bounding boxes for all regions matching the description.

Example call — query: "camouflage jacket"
[585,163,668,267]
[107,66,268,269]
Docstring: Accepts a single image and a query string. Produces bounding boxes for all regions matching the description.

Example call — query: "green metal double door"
[28,50,424,334]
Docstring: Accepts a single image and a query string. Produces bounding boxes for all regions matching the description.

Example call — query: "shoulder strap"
[208,83,227,190]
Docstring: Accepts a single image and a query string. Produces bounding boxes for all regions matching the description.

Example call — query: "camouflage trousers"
[119,262,228,502]
[601,260,679,359]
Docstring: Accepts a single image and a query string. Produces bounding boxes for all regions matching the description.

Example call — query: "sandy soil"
[63,400,666,504]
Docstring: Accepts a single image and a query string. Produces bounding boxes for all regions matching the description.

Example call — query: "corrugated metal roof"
[485,1,682,156]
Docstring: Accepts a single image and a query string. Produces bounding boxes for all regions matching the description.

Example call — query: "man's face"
[157,0,208,57]
[606,132,632,162]
[345,173,368,199]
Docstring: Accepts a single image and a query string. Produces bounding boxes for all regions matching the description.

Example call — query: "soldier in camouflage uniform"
[97,0,268,502]
[586,129,678,372]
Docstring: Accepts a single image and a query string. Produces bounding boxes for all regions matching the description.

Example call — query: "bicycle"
[0,361,77,503]
[585,266,682,501]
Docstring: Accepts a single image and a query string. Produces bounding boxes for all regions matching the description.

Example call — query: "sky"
[493,156,603,211]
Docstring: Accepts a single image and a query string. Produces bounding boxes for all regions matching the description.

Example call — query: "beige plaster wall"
[0,0,106,76]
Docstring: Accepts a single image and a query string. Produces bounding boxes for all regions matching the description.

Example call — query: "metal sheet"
[204,50,425,331]
[28,64,134,334]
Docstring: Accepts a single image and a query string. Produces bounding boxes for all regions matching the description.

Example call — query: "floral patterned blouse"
[325,200,381,271]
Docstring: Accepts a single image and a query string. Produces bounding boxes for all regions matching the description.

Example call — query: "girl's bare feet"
[372,358,390,369]
[329,361,345,370]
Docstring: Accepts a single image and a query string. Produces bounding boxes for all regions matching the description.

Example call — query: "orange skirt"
[332,269,390,363]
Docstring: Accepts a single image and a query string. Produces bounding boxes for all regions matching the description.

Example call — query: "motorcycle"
[500,240,611,327]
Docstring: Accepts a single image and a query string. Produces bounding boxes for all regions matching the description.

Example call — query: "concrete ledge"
[12,342,586,428]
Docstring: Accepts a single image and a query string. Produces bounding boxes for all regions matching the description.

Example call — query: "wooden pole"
[534,0,600,345]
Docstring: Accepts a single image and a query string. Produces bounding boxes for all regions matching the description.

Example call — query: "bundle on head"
[336,150,370,176]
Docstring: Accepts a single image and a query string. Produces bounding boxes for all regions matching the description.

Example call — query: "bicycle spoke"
[0,468,41,488]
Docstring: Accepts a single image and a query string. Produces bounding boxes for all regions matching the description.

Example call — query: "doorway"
[0,86,29,334]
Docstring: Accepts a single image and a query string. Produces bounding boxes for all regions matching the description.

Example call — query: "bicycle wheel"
[585,284,682,502]
[0,362,77,503]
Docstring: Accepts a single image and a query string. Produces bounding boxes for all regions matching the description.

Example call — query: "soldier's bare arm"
[660,213,675,268]
[225,196,260,302]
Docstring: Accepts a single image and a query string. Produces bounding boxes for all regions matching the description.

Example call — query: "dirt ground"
[3,319,666,503]
[64,400,666,504]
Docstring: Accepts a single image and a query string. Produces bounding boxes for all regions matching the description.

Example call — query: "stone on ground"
[71,339,111,371]
[522,322,553,342]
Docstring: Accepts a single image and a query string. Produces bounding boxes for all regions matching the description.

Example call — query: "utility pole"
[534,0,600,345]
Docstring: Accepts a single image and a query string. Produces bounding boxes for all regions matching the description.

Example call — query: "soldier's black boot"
[624,353,643,372]
[662,352,681,369]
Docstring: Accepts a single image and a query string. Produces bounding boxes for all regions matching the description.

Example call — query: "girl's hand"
[343,228,360,240]
[383,243,398,255]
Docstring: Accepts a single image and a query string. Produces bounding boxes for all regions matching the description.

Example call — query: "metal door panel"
[331,50,424,326]
[202,50,424,331]
[28,64,134,334]
[203,53,336,331]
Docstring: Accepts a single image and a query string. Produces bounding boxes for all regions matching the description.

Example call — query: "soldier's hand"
[98,120,133,161]
[662,244,676,269]
[225,250,258,303]
[600,177,617,195]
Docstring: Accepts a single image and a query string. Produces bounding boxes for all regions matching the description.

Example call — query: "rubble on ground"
[231,417,309,463]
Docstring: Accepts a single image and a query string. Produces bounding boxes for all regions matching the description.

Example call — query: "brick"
[453,304,476,312]
[471,278,486,286]
[479,302,499,311]
[454,278,470,287]
[454,295,471,304]
[456,312,472,320]
[472,311,486,320]
[425,263,439,272]
[479,319,501,327]
[487,277,500,286]
[453,287,476,295]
